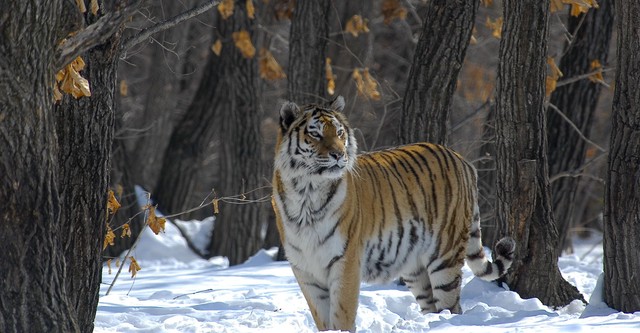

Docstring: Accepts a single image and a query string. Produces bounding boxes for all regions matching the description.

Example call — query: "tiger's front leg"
[327,248,360,332]
[291,266,331,331]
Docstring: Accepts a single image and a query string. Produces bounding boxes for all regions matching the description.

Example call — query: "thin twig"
[121,0,221,52]
[555,68,614,88]
[546,102,607,153]
[105,193,151,296]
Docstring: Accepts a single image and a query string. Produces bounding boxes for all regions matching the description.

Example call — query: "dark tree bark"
[547,0,614,253]
[287,0,331,104]
[494,0,584,307]
[0,3,77,331]
[54,28,120,332]
[603,0,640,313]
[0,1,122,331]
[208,1,265,265]
[398,0,478,145]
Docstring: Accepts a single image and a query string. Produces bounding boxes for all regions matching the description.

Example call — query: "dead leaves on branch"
[485,17,503,39]
[218,0,255,20]
[546,57,564,97]
[54,56,91,102]
[352,68,381,101]
[381,0,407,25]
[218,0,235,19]
[128,256,141,278]
[326,57,336,96]
[551,0,599,15]
[259,48,286,80]
[345,15,370,37]
[233,30,256,58]
[146,205,166,235]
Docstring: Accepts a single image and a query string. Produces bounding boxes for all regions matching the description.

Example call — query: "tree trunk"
[603,0,640,313]
[547,0,614,253]
[207,1,265,265]
[0,0,103,332]
[494,0,584,307]
[399,0,478,145]
[54,26,120,331]
[287,0,331,104]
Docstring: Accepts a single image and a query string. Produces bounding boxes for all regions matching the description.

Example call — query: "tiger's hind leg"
[426,256,464,314]
[402,267,437,313]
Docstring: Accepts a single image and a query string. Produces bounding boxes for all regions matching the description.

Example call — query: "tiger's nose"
[329,151,344,161]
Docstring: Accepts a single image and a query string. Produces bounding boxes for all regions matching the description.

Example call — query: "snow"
[96,216,640,332]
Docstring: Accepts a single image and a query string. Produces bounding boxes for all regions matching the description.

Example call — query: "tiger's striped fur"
[272,97,515,332]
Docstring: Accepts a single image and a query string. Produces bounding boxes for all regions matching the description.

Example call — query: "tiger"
[271,96,515,332]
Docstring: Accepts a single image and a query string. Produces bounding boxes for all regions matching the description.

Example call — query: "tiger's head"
[275,96,357,179]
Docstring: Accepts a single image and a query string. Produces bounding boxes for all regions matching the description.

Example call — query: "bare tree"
[603,0,640,313]
[0,0,138,331]
[494,0,584,306]
[547,0,614,253]
[399,0,478,145]
[287,0,331,104]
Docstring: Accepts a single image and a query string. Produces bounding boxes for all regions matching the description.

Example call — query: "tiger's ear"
[330,95,345,112]
[279,101,300,131]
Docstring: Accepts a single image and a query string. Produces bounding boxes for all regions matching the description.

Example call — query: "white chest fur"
[275,176,348,281]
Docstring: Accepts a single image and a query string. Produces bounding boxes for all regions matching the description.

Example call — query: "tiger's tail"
[465,203,516,281]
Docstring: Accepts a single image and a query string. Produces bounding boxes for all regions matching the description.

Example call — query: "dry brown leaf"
[325,57,336,96]
[90,0,99,15]
[103,226,116,250]
[232,30,256,58]
[56,56,91,99]
[564,0,598,17]
[381,0,407,25]
[213,198,220,215]
[345,15,370,37]
[546,57,563,97]
[547,57,564,79]
[485,17,503,39]
[273,0,294,20]
[75,0,87,13]
[353,68,380,100]
[146,206,166,235]
[107,189,121,215]
[362,69,381,101]
[211,39,223,56]
[53,84,63,103]
[128,256,141,278]
[546,76,559,97]
[121,223,132,238]
[247,0,255,19]
[119,80,128,96]
[218,0,235,19]
[550,0,564,12]
[353,69,365,97]
[481,0,493,6]
[588,59,604,83]
[259,48,286,80]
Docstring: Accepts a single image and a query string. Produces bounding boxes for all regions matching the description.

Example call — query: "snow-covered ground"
[95,216,640,332]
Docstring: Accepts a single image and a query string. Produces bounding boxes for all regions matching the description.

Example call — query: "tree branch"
[55,0,143,69]
[121,0,222,53]
[546,102,607,153]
